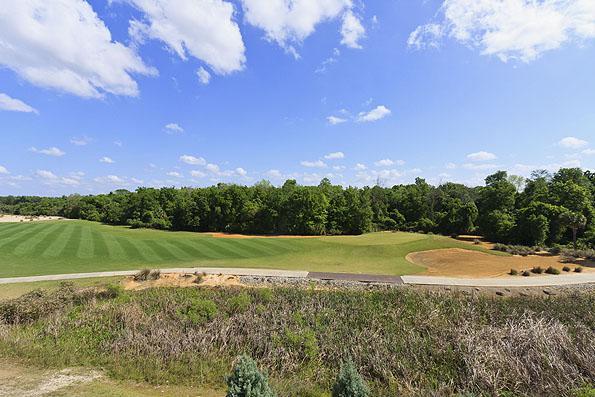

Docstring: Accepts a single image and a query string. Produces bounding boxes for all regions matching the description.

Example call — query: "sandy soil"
[407,248,594,278]
[123,272,241,290]
[206,232,318,239]
[455,235,495,249]
[0,215,66,223]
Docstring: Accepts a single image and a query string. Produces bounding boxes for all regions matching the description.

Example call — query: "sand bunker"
[207,232,318,239]
[407,248,594,278]
[0,215,66,223]
[123,272,241,290]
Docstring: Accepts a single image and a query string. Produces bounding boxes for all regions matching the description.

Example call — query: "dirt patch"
[407,248,594,278]
[206,232,318,239]
[123,272,241,290]
[0,215,66,223]
[454,235,495,250]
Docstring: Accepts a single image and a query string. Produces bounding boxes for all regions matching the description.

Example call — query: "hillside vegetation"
[2,168,595,249]
[0,220,494,277]
[0,283,593,396]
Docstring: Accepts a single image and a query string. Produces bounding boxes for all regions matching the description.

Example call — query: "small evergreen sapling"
[226,355,275,397]
[332,359,370,397]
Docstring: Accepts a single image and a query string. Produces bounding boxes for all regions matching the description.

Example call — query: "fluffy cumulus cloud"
[0,165,9,175]
[324,151,345,160]
[165,123,184,134]
[166,171,182,177]
[126,0,245,74]
[0,93,38,114]
[70,136,92,146]
[0,0,155,98]
[301,159,327,168]
[30,147,65,157]
[467,151,497,161]
[197,67,211,85]
[241,0,364,56]
[327,115,347,125]
[357,105,391,122]
[36,169,80,186]
[559,136,588,149]
[409,0,595,62]
[374,158,404,167]
[179,154,206,165]
[99,156,115,164]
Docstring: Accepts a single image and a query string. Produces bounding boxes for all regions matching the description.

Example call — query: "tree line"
[1,168,594,248]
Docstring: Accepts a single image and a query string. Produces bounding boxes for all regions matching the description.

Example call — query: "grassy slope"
[0,220,496,277]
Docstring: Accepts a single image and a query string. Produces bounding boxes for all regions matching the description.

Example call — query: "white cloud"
[197,67,211,85]
[582,148,595,155]
[235,167,247,177]
[461,163,499,171]
[166,171,182,178]
[0,165,9,175]
[0,93,38,114]
[114,140,123,147]
[445,162,457,169]
[30,147,65,157]
[70,136,92,146]
[190,170,206,178]
[327,115,348,125]
[36,169,79,186]
[340,10,365,49]
[301,160,327,168]
[0,0,155,98]
[165,123,184,134]
[354,163,367,170]
[559,136,588,149]
[315,48,340,73]
[99,156,115,164]
[240,0,355,55]
[357,105,391,122]
[180,155,206,165]
[127,0,245,74]
[409,0,595,63]
[333,165,346,171]
[467,151,497,161]
[266,169,283,178]
[374,159,404,167]
[206,163,220,173]
[94,175,126,185]
[324,151,345,160]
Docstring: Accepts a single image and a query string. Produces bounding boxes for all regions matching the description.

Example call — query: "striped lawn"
[0,220,494,278]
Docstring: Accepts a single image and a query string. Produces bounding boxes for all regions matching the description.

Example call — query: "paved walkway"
[0,268,594,287]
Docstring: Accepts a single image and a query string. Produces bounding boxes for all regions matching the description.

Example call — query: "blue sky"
[1,0,595,196]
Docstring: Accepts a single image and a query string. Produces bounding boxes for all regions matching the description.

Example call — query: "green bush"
[226,355,275,397]
[562,266,571,272]
[531,266,544,274]
[227,292,252,314]
[509,269,518,276]
[332,360,369,397]
[575,266,584,273]
[177,299,218,325]
[545,266,560,275]
[522,270,531,277]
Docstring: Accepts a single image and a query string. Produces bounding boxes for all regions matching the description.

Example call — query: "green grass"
[0,220,495,278]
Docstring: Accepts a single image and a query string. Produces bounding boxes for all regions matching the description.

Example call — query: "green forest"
[2,168,595,248]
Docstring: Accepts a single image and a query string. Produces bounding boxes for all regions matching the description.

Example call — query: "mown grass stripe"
[100,231,127,262]
[167,239,217,260]
[15,223,66,256]
[113,237,149,263]
[142,240,182,262]
[41,223,75,257]
[0,223,53,251]
[198,238,249,259]
[226,239,277,257]
[0,222,29,237]
[0,222,45,242]
[91,228,110,261]
[76,224,94,259]
[58,223,83,259]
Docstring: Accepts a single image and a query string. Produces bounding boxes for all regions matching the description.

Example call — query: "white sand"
[0,214,66,223]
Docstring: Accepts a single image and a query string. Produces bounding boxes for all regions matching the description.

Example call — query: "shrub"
[227,292,252,314]
[562,266,571,272]
[531,266,544,274]
[332,360,370,397]
[148,269,161,280]
[509,269,518,276]
[226,355,275,397]
[133,269,151,281]
[574,266,584,273]
[522,270,531,277]
[549,245,562,255]
[177,299,218,325]
[545,267,560,275]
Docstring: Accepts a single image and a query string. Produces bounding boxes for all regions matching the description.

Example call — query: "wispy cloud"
[30,147,65,157]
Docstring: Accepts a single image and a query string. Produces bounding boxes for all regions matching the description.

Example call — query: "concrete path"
[0,267,594,287]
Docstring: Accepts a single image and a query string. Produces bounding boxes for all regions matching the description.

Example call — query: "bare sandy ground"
[0,214,66,223]
[407,248,594,278]
[123,272,241,290]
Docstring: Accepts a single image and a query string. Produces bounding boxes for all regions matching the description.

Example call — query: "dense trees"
[1,168,594,247]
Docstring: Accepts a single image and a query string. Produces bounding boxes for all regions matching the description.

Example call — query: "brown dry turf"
[407,248,595,278]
